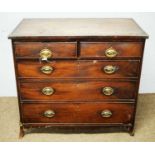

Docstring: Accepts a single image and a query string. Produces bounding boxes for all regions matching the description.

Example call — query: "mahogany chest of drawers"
[9,18,148,137]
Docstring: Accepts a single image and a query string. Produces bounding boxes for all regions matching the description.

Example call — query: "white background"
[0,12,155,96]
[0,0,155,153]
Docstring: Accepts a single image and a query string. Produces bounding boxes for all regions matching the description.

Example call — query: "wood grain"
[22,102,134,124]
[17,60,140,79]
[19,80,137,101]
[9,18,148,135]
[9,19,148,38]
[80,42,143,58]
[14,42,77,58]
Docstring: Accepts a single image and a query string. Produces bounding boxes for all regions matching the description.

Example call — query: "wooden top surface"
[9,18,148,38]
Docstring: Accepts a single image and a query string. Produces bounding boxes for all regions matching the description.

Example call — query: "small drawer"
[80,42,143,58]
[14,42,77,58]
[17,60,140,78]
[19,80,137,101]
[22,102,134,124]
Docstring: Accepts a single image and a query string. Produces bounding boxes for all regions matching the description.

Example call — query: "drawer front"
[19,80,137,101]
[14,42,77,58]
[17,60,140,78]
[17,60,78,78]
[22,102,134,123]
[78,60,140,78]
[80,42,143,58]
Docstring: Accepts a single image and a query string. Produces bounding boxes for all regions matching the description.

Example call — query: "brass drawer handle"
[103,65,117,74]
[42,87,54,95]
[102,87,114,96]
[44,110,55,118]
[105,47,118,58]
[41,66,54,74]
[40,48,52,60]
[101,110,112,118]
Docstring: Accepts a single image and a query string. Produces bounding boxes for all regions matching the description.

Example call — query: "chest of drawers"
[9,18,148,137]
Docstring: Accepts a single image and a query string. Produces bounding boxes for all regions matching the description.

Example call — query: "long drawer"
[19,80,137,101]
[17,60,140,78]
[22,102,134,124]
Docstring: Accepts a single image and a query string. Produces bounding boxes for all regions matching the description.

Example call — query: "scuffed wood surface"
[9,18,148,38]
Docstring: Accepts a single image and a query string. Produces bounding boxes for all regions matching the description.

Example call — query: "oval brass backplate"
[40,48,52,60]
[103,65,117,74]
[102,87,114,96]
[44,110,55,118]
[42,87,54,95]
[105,47,118,58]
[41,66,54,74]
[101,110,112,118]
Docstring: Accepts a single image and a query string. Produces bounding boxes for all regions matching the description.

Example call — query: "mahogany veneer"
[19,80,137,101]
[80,42,143,58]
[22,103,134,124]
[9,18,148,137]
[17,60,140,78]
